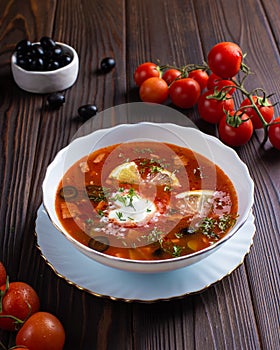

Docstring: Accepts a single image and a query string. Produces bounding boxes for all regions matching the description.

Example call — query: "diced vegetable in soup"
[55,142,238,260]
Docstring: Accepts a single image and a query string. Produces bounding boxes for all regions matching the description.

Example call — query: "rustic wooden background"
[0,0,279,349]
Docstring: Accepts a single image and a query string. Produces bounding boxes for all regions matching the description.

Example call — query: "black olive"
[179,227,196,235]
[40,36,56,50]
[31,44,44,57]
[59,54,72,67]
[43,49,54,59]
[59,186,78,200]
[47,93,65,109]
[53,45,63,57]
[16,56,31,70]
[100,57,115,73]
[153,248,164,257]
[88,236,109,252]
[30,57,45,71]
[47,60,60,70]
[15,39,32,53]
[78,104,98,121]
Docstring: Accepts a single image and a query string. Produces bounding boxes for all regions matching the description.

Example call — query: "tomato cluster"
[134,62,205,108]
[0,261,65,350]
[134,42,280,150]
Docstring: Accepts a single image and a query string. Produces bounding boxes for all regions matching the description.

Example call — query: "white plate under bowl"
[35,205,255,302]
[42,122,254,273]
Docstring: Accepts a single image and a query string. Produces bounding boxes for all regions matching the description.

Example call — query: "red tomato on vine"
[207,73,236,95]
[134,62,160,86]
[218,112,253,147]
[208,42,243,79]
[240,96,274,129]
[162,69,181,85]
[139,77,169,103]
[16,312,65,350]
[198,90,234,124]
[0,262,6,286]
[268,117,280,150]
[188,69,209,90]
[0,281,40,331]
[169,78,201,108]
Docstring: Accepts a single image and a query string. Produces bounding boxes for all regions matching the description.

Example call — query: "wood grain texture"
[0,0,279,349]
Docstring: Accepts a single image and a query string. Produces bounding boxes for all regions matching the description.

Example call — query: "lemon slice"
[175,190,215,215]
[109,161,141,184]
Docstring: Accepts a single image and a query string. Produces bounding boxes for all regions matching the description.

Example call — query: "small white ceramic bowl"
[42,122,254,273]
[11,42,79,93]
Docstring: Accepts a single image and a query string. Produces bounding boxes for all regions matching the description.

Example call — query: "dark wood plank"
[0,0,57,72]
[0,1,59,346]
[0,0,129,348]
[194,1,280,348]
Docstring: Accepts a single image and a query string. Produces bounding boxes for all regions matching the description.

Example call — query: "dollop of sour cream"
[108,189,157,226]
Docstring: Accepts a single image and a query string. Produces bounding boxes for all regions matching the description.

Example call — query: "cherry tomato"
[198,90,234,124]
[188,69,209,90]
[240,96,274,129]
[207,73,236,95]
[208,42,243,78]
[218,112,253,147]
[16,312,65,350]
[0,282,40,331]
[139,77,169,104]
[134,62,160,86]
[162,69,181,85]
[268,117,280,150]
[169,78,201,109]
[0,262,6,286]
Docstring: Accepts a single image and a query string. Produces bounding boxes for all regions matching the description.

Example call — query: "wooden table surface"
[0,0,279,349]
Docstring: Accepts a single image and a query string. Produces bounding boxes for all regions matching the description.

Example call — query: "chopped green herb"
[175,232,184,239]
[146,227,164,243]
[198,214,237,240]
[112,187,139,210]
[150,165,162,173]
[172,245,183,257]
[86,185,109,202]
[116,211,126,221]
[199,217,218,240]
[218,214,237,231]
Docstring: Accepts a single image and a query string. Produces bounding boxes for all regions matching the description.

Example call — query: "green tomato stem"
[221,77,270,144]
[0,314,24,325]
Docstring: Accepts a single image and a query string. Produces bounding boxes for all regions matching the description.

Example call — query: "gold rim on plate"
[34,205,255,303]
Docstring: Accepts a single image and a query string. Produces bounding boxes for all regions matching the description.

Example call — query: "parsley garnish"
[112,187,139,210]
[172,245,182,258]
[116,211,126,221]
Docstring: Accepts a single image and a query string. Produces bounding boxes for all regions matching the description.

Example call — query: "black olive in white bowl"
[11,37,79,94]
